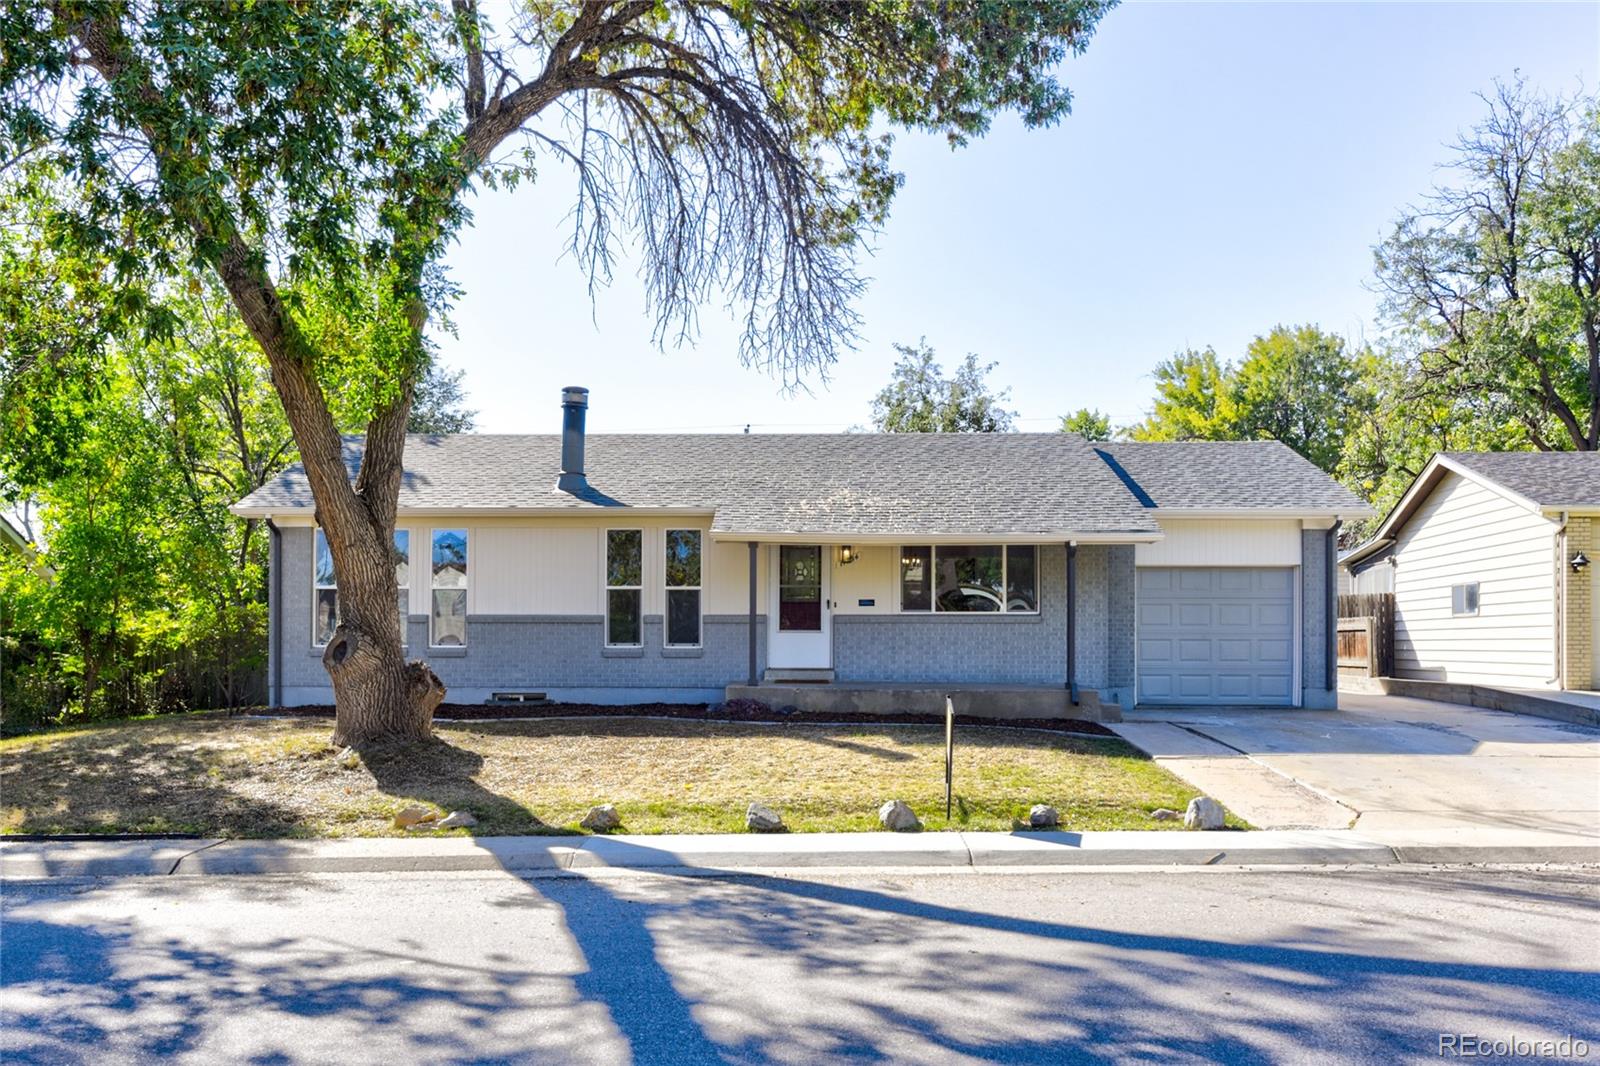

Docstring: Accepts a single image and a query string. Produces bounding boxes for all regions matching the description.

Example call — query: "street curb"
[4,828,1595,880]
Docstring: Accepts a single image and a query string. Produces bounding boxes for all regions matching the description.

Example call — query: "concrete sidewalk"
[4,825,1595,880]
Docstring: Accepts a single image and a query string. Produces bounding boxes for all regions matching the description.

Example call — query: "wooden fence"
[1337,593,1395,678]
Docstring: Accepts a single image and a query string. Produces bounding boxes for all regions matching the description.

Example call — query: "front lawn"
[0,713,1236,837]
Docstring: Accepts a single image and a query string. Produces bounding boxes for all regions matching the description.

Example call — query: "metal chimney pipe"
[557,386,588,493]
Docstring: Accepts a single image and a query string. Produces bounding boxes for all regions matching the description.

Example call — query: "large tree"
[2,1,1109,743]
[1129,327,1365,473]
[1375,79,1599,451]
[870,339,1017,433]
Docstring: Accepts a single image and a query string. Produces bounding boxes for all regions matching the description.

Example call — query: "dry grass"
[0,714,1237,837]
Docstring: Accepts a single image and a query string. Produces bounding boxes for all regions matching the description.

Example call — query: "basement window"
[1450,582,1479,617]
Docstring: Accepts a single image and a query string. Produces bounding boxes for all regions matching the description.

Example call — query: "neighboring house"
[1343,451,1600,692]
[232,389,1370,718]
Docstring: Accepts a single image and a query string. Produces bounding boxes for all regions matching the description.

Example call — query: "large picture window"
[665,529,702,647]
[899,545,1038,613]
[430,529,468,647]
[606,529,643,646]
[314,528,413,646]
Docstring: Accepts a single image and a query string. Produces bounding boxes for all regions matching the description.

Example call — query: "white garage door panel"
[1138,567,1296,706]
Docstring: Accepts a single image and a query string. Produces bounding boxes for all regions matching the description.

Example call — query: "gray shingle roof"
[1444,451,1600,508]
[1096,441,1370,512]
[234,432,1368,535]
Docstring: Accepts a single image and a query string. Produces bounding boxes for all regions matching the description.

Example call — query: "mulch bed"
[252,700,1117,737]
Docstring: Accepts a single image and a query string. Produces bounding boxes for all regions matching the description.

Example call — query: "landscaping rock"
[437,810,478,829]
[582,804,622,832]
[878,799,921,832]
[1184,797,1226,830]
[393,806,437,828]
[1150,808,1181,822]
[1027,804,1059,829]
[746,803,784,833]
[337,747,361,770]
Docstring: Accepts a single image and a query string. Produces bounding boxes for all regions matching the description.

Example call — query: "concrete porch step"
[762,668,836,684]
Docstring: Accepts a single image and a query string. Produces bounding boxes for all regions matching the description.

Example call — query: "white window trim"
[1450,581,1480,618]
[896,544,1041,615]
[605,527,645,648]
[394,528,410,650]
[314,528,413,648]
[429,527,470,649]
[312,528,336,647]
[664,528,705,649]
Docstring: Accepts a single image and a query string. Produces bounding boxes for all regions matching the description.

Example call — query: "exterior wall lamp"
[1572,550,1591,573]
[838,545,858,566]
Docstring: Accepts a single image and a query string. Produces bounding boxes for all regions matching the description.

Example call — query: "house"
[1342,451,1600,693]
[232,388,1371,720]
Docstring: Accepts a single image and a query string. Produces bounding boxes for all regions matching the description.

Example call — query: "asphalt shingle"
[1095,441,1369,512]
[235,433,1369,534]
[1443,451,1600,508]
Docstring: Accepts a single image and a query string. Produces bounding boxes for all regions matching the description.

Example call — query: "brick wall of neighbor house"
[1565,516,1594,690]
[1301,528,1334,708]
[830,544,1134,707]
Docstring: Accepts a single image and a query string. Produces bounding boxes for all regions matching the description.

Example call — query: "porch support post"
[748,541,759,686]
[1066,541,1079,705]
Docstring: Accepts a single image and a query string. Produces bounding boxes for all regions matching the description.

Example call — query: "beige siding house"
[1343,452,1600,692]
[234,389,1372,715]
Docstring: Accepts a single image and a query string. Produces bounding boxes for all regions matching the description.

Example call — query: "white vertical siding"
[1392,472,1557,685]
[1136,519,1303,567]
[703,535,768,615]
[471,528,539,614]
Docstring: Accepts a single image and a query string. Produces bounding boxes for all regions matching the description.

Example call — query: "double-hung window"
[314,528,412,646]
[899,544,1039,613]
[431,529,468,647]
[665,530,703,647]
[606,529,644,646]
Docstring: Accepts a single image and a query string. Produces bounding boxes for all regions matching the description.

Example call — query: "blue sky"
[434,1,1599,436]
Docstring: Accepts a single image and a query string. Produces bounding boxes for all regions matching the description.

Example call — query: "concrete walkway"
[1111,692,1600,837]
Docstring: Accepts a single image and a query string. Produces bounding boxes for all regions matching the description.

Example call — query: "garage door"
[1137,568,1295,705]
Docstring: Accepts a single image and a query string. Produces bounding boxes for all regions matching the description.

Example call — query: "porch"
[723,681,1120,723]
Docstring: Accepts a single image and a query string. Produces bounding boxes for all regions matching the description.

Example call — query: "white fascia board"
[1152,507,1377,521]
[706,530,1164,545]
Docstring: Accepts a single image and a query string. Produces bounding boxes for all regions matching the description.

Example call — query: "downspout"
[1066,542,1078,705]
[267,518,283,709]
[1326,522,1340,693]
[1555,512,1568,688]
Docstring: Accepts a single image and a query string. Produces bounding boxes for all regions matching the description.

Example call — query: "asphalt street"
[3,865,1597,1065]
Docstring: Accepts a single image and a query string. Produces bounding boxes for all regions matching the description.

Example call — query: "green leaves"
[871,338,1016,433]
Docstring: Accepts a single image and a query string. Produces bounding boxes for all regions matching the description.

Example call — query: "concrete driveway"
[1111,692,1600,836]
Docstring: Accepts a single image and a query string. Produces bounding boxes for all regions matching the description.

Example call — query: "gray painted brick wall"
[1105,545,1136,693]
[832,545,1122,699]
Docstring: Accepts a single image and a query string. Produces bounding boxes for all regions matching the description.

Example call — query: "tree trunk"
[318,507,443,745]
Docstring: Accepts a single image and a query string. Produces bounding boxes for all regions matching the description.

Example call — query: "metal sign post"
[944,695,955,820]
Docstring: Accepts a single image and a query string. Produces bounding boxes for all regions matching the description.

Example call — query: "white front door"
[768,545,832,669]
